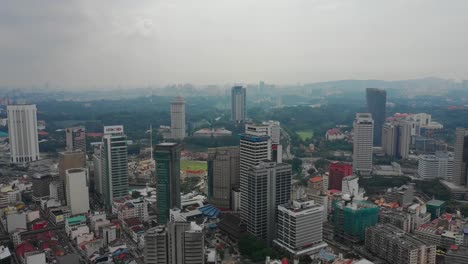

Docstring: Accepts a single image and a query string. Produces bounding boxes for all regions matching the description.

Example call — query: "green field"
[297,131,314,140]
[181,160,207,171]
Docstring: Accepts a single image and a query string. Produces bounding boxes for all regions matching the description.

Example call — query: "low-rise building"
[418,152,453,180]
[366,224,436,264]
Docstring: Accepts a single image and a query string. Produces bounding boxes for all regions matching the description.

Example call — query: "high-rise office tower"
[262,120,283,163]
[231,86,246,123]
[65,168,90,215]
[58,150,86,203]
[170,97,186,140]
[453,128,468,186]
[382,120,412,159]
[65,126,86,153]
[274,200,327,257]
[353,113,374,175]
[31,174,53,201]
[154,143,182,224]
[145,222,205,264]
[101,125,129,207]
[366,88,386,146]
[7,104,40,163]
[240,124,271,214]
[207,146,240,210]
[242,161,291,244]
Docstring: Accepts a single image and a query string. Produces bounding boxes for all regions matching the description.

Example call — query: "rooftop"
[427,199,445,206]
[67,215,86,225]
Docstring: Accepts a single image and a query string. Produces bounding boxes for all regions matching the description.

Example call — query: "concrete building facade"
[242,161,291,244]
[453,128,468,186]
[418,152,454,180]
[65,126,86,153]
[101,125,129,208]
[170,97,186,140]
[7,104,40,163]
[352,113,374,175]
[65,168,90,215]
[207,146,240,210]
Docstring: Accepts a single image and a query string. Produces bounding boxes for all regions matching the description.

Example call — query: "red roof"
[310,176,323,183]
[327,128,342,136]
[37,131,49,136]
[16,242,36,257]
[451,245,459,250]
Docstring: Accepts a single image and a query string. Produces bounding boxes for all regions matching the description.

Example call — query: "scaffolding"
[333,200,379,241]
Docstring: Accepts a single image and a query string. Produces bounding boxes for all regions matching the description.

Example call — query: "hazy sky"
[1,0,467,87]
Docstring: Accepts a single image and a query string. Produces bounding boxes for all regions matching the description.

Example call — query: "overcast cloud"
[0,0,467,87]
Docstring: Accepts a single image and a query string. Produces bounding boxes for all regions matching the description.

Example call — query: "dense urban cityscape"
[0,83,468,264]
[2,1,468,264]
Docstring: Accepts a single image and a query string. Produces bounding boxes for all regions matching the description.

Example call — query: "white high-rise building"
[7,104,40,163]
[353,113,374,175]
[274,200,327,257]
[418,152,454,180]
[102,125,129,207]
[341,175,360,197]
[231,86,246,123]
[171,97,186,140]
[382,120,412,159]
[65,168,90,215]
[242,161,291,244]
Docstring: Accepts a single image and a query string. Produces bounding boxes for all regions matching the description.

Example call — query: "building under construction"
[366,224,436,264]
[333,199,378,242]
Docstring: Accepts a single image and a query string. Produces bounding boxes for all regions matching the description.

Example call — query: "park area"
[296,131,314,141]
[181,160,207,172]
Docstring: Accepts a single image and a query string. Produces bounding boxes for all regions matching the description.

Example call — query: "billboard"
[104,125,124,135]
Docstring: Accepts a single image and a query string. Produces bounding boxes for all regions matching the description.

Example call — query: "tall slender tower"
[154,143,182,224]
[366,88,387,146]
[101,125,129,207]
[171,97,186,140]
[453,128,468,186]
[353,113,374,175]
[231,86,246,123]
[65,168,90,215]
[7,104,40,163]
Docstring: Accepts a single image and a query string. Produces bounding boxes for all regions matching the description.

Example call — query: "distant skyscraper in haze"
[170,97,186,140]
[366,88,387,146]
[231,86,246,123]
[7,104,40,163]
[154,143,182,224]
[207,146,240,210]
[242,161,291,244]
[66,126,86,153]
[353,113,374,175]
[453,128,468,186]
[101,125,129,207]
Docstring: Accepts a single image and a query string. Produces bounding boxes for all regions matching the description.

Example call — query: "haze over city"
[1,0,468,87]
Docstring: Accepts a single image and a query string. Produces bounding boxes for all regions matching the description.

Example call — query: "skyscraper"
[366,88,387,146]
[92,143,103,196]
[207,146,240,210]
[65,168,90,215]
[145,222,205,264]
[382,120,412,159]
[231,86,246,123]
[453,128,468,186]
[154,143,182,224]
[65,126,86,153]
[170,97,186,140]
[7,104,40,163]
[353,113,374,175]
[101,125,129,207]
[242,161,292,244]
